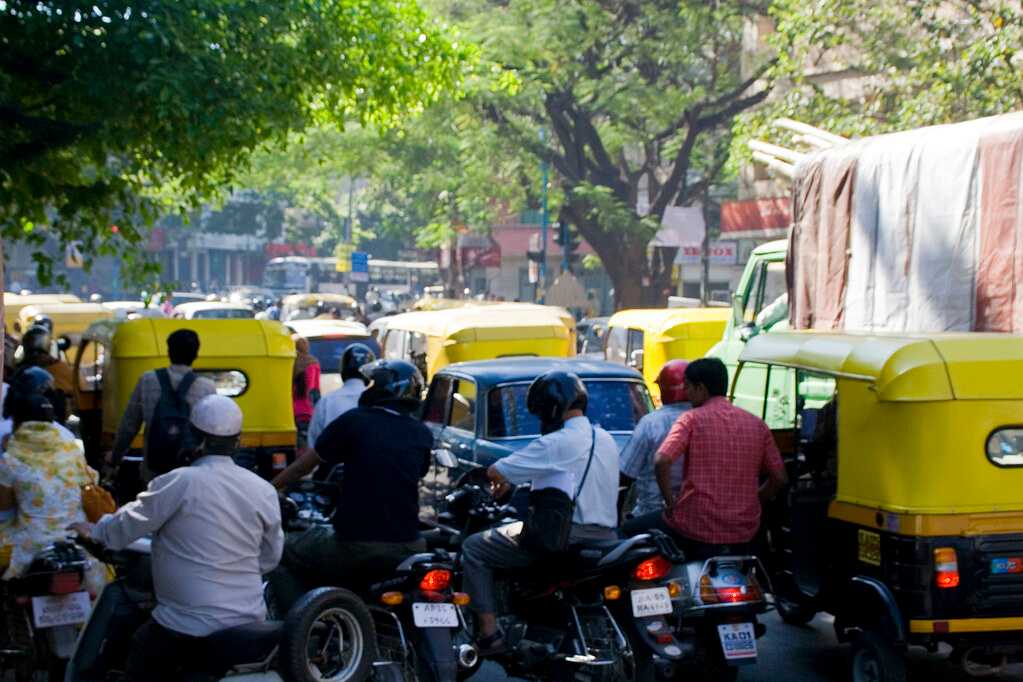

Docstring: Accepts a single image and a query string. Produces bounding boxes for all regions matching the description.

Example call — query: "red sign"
[458,234,501,269]
[266,243,317,258]
[146,228,166,252]
[720,197,791,234]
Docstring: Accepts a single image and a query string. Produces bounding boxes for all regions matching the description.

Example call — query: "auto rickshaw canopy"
[739,331,1023,516]
[80,318,296,451]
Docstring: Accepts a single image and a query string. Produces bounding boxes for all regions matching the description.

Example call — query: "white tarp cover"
[790,112,1023,333]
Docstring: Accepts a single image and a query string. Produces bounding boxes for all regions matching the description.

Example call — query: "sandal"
[475,629,508,656]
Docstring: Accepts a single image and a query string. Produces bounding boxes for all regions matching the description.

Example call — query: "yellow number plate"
[858,530,881,566]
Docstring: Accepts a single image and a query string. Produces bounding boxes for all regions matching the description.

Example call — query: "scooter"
[66,537,378,682]
[0,541,91,682]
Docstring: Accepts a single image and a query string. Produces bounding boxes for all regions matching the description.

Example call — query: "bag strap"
[176,371,197,401]
[156,368,197,406]
[572,426,597,505]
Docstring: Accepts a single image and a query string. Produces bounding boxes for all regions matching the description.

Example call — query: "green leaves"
[0,0,466,286]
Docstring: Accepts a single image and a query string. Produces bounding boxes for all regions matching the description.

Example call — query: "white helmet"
[190,394,243,438]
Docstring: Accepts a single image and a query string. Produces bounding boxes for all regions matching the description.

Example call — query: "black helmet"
[340,343,377,382]
[4,367,58,422]
[21,325,52,355]
[32,314,54,334]
[359,359,424,408]
[7,392,55,426]
[526,371,588,434]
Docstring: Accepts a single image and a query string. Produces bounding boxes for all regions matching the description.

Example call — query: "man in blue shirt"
[620,360,691,536]
[461,371,619,654]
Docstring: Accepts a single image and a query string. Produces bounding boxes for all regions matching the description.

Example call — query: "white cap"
[190,394,243,437]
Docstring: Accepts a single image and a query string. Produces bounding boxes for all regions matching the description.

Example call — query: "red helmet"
[655,360,689,404]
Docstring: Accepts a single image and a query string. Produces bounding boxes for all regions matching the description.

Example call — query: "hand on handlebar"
[67,522,95,539]
[490,480,512,499]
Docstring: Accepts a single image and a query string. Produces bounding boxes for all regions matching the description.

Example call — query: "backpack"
[146,369,198,476]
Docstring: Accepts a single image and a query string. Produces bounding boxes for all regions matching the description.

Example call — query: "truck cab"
[706,239,791,426]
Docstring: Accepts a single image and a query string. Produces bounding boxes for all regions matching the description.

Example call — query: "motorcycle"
[438,483,639,682]
[0,540,91,682]
[439,482,771,682]
[278,480,475,682]
[66,536,378,682]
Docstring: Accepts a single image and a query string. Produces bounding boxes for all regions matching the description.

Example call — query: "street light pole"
[539,128,549,304]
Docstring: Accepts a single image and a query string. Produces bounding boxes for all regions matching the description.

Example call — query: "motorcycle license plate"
[631,587,673,617]
[31,592,91,629]
[412,603,458,628]
[717,622,757,664]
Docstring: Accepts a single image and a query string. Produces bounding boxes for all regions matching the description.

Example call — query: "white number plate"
[31,592,91,629]
[631,587,673,617]
[412,603,459,628]
[717,622,757,663]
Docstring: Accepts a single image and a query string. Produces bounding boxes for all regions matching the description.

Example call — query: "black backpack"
[146,369,198,476]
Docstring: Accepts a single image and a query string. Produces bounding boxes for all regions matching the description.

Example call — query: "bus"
[262,256,440,295]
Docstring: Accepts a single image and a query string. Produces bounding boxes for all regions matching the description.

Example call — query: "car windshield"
[308,337,382,374]
[487,380,651,438]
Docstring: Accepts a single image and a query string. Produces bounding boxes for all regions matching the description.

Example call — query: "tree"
[443,0,774,308]
[0,0,465,285]
[741,1,1023,145]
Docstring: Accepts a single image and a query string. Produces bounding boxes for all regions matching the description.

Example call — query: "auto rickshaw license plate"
[717,623,757,663]
[991,557,1023,574]
[412,603,458,628]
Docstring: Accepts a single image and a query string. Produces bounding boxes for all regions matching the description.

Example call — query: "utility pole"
[700,185,711,305]
[539,128,549,304]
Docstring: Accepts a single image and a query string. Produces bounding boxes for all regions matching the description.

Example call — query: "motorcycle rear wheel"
[279,587,377,682]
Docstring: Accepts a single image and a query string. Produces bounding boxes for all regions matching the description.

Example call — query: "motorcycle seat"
[197,621,283,669]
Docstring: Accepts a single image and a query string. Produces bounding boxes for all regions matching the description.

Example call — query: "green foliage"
[742,0,1023,145]
[0,0,465,286]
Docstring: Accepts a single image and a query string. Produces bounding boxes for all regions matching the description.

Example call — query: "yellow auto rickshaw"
[19,302,114,357]
[3,293,82,332]
[280,293,359,323]
[380,304,574,380]
[604,307,730,401]
[737,331,1023,681]
[73,318,296,480]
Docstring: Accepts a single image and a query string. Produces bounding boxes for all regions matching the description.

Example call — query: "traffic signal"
[553,222,581,263]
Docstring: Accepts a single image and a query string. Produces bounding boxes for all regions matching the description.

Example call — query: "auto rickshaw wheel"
[850,630,906,682]
[776,596,816,626]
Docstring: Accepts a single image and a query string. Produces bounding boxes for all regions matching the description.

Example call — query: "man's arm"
[490,436,553,486]
[111,378,146,459]
[271,448,321,490]
[258,491,285,573]
[87,472,190,550]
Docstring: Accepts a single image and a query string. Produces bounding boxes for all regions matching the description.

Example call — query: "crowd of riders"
[0,323,787,681]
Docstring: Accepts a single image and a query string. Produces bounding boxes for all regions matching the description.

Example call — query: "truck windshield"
[487,380,651,438]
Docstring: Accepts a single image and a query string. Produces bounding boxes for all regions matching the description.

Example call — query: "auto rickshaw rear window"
[986,428,1023,467]
[196,370,249,397]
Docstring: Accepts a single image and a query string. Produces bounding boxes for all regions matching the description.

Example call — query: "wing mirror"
[739,322,758,343]
[628,348,644,371]
[56,336,71,352]
[433,448,458,469]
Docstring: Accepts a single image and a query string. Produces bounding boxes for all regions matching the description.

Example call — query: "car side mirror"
[739,322,758,343]
[433,448,458,469]
[628,349,644,371]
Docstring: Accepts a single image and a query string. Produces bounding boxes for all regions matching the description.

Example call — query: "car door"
[421,374,455,522]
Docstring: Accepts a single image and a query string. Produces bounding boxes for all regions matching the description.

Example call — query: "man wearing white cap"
[71,394,283,682]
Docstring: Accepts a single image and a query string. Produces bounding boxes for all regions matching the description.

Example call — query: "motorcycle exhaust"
[960,647,1007,678]
[457,643,479,669]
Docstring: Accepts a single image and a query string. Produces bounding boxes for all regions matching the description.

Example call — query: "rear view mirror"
[628,349,644,372]
[739,322,758,343]
[56,336,71,352]
[433,448,458,468]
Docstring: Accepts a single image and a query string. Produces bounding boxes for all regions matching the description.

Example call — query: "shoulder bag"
[519,427,597,555]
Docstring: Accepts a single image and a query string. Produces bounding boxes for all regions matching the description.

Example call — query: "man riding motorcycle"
[619,359,691,536]
[460,370,619,654]
[70,395,283,682]
[16,324,75,412]
[267,358,434,613]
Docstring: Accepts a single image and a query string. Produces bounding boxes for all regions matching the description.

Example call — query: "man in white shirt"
[71,395,283,682]
[461,371,619,653]
[274,343,375,487]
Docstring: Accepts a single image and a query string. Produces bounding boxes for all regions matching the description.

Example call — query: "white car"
[172,301,255,320]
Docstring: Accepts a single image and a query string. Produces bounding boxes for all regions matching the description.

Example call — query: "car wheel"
[850,630,906,682]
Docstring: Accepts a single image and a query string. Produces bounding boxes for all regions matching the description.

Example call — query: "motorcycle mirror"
[433,448,458,469]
